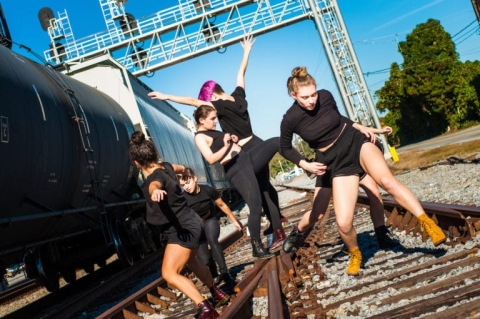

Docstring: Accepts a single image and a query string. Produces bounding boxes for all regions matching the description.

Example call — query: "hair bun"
[292,66,308,78]
[130,131,145,144]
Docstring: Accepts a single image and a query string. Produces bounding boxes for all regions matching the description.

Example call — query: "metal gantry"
[43,0,389,154]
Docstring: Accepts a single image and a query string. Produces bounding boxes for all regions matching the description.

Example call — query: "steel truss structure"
[44,0,389,154]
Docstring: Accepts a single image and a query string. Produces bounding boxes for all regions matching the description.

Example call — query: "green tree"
[375,19,480,145]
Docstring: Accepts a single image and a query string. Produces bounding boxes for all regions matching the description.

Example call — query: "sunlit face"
[291,84,318,111]
[200,110,218,130]
[179,176,197,194]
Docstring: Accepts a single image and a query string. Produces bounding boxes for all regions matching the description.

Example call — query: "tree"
[375,19,480,145]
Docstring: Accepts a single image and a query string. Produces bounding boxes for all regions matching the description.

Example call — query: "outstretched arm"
[236,34,255,89]
[214,198,242,231]
[148,181,167,202]
[148,91,213,108]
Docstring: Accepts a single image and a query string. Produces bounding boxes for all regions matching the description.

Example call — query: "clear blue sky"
[4,0,480,140]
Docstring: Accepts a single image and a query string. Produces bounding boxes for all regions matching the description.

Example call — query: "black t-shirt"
[182,185,220,219]
[142,162,189,226]
[212,86,253,139]
[280,89,354,165]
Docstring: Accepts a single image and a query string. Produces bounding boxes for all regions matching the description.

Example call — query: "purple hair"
[198,80,217,102]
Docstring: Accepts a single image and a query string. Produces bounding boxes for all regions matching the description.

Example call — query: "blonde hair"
[286,66,316,94]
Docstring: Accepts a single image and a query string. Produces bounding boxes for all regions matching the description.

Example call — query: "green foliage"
[375,19,480,145]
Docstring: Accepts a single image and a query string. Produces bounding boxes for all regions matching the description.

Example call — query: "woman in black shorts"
[179,167,242,286]
[280,66,446,276]
[129,131,228,318]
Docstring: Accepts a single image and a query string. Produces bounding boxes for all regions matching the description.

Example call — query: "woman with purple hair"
[148,35,289,252]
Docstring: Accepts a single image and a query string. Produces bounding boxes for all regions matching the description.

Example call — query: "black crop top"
[212,86,253,139]
[280,89,354,165]
[195,130,233,161]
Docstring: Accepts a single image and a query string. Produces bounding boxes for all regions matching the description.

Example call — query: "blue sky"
[3,0,480,140]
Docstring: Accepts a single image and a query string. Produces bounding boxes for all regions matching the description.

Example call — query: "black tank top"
[195,130,234,162]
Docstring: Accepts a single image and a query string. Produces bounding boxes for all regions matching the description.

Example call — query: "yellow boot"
[346,247,362,276]
[417,213,446,246]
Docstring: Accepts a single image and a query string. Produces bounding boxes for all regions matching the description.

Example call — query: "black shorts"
[314,126,379,188]
[155,209,206,249]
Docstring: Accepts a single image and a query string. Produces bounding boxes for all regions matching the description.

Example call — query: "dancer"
[178,167,241,285]
[280,67,446,276]
[283,126,398,253]
[148,34,287,246]
[129,131,229,318]
[193,104,286,258]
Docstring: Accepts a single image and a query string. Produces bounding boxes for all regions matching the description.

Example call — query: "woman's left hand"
[240,34,255,52]
[151,189,167,202]
[148,91,168,101]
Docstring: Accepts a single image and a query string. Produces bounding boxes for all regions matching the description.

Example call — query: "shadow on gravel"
[323,231,448,267]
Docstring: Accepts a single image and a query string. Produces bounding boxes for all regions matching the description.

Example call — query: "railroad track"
[92,190,480,319]
[3,187,479,318]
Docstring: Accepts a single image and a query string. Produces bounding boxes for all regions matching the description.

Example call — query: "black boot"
[196,299,219,319]
[282,226,305,253]
[374,225,400,249]
[219,268,236,286]
[209,285,230,308]
[251,239,274,259]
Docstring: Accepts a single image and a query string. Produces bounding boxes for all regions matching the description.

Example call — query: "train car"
[0,43,228,291]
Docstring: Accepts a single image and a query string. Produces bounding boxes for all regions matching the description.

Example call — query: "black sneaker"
[282,226,305,253]
[374,225,400,249]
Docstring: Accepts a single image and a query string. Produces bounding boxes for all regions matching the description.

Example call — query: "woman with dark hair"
[192,104,287,258]
[279,66,446,276]
[129,131,229,318]
[178,167,241,286]
[148,34,288,244]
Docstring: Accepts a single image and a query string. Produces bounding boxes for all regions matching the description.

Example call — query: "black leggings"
[242,135,283,231]
[196,216,228,274]
[224,137,280,240]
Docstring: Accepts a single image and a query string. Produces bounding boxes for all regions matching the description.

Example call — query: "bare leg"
[186,250,214,288]
[332,175,360,249]
[297,187,332,231]
[161,244,206,305]
[359,143,424,217]
[359,174,385,228]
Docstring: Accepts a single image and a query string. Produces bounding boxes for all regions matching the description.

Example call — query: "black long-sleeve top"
[280,89,353,165]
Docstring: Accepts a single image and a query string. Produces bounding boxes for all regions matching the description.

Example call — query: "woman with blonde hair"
[279,66,446,276]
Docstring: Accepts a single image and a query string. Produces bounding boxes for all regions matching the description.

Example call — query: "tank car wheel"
[59,267,76,284]
[111,218,135,267]
[34,245,59,292]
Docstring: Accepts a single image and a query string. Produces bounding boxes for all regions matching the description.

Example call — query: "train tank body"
[0,45,137,267]
[64,55,229,190]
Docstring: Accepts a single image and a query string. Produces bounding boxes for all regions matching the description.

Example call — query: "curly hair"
[129,131,160,168]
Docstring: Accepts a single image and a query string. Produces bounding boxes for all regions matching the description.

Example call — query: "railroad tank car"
[0,44,226,291]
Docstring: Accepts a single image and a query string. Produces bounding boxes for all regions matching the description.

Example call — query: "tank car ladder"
[65,88,113,246]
